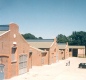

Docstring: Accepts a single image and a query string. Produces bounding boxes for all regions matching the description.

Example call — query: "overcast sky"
[0,0,86,39]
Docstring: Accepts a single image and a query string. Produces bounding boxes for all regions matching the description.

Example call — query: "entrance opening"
[0,64,4,80]
[72,49,78,57]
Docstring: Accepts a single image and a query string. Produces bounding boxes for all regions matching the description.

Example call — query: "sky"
[0,0,86,39]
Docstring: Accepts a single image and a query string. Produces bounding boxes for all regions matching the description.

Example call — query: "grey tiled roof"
[69,46,85,49]
[0,25,9,36]
[27,39,54,42]
[0,25,9,31]
[58,43,67,49]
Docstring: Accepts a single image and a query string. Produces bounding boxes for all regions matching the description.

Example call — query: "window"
[12,48,16,54]
[11,47,17,61]
[54,48,56,52]
[29,52,32,57]
[42,53,47,56]
[0,65,4,72]
[61,52,63,54]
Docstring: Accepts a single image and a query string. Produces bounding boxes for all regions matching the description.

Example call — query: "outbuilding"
[69,46,85,57]
[26,38,59,65]
[29,46,48,68]
[58,42,69,60]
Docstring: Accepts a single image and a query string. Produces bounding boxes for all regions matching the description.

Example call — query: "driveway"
[10,57,86,80]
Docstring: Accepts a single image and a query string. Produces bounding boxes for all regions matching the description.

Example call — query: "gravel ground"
[10,57,86,80]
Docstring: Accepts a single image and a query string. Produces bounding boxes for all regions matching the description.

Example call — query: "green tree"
[56,34,68,43]
[22,33,43,39]
[22,33,37,39]
[38,37,43,39]
[68,31,86,46]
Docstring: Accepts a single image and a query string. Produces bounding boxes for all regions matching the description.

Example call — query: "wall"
[78,49,85,57]
[29,46,42,68]
[69,52,72,57]
[0,23,30,79]
[65,45,69,59]
[49,40,59,64]
[41,51,48,65]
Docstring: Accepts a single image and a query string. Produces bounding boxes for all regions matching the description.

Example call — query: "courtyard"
[10,57,86,80]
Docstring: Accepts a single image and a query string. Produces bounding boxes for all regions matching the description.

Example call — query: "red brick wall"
[41,52,48,65]
[65,43,69,59]
[49,40,59,64]
[0,31,10,55]
[11,62,17,77]
[9,23,30,76]
[0,57,9,78]
[29,46,42,68]
[0,23,30,79]
[59,50,65,60]
[58,43,69,60]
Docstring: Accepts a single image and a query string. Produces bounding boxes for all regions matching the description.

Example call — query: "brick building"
[58,42,69,60]
[0,23,48,79]
[29,46,48,68]
[0,23,31,79]
[69,46,85,57]
[26,38,59,65]
[0,23,69,79]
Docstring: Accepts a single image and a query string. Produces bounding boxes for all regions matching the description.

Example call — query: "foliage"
[68,31,86,46]
[22,33,43,39]
[56,31,86,46]
[56,34,68,43]
[38,37,43,39]
[22,31,86,46]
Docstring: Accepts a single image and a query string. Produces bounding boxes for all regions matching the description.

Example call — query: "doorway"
[72,49,78,57]
[0,64,4,80]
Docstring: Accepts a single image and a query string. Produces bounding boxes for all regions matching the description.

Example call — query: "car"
[79,63,86,68]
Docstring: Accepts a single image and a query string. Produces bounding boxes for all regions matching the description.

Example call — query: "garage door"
[0,64,4,80]
[19,55,27,75]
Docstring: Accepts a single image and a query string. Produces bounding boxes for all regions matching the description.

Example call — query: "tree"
[22,33,43,39]
[38,37,43,39]
[22,33,37,39]
[56,34,68,43]
[68,31,86,46]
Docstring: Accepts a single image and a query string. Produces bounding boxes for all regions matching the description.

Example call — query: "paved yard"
[10,57,86,80]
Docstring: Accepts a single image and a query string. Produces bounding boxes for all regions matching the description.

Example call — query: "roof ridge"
[0,30,10,36]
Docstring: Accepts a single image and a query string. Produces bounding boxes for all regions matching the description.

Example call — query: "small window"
[42,53,46,56]
[11,47,17,61]
[54,48,56,52]
[12,48,16,54]
[29,52,32,57]
[61,52,63,54]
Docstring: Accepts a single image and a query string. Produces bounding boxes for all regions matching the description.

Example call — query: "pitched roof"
[26,39,54,48]
[58,43,67,49]
[69,46,85,49]
[0,25,9,36]
[0,25,9,31]
[30,46,47,54]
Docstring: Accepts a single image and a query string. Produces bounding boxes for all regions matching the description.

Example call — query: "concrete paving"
[10,57,86,80]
